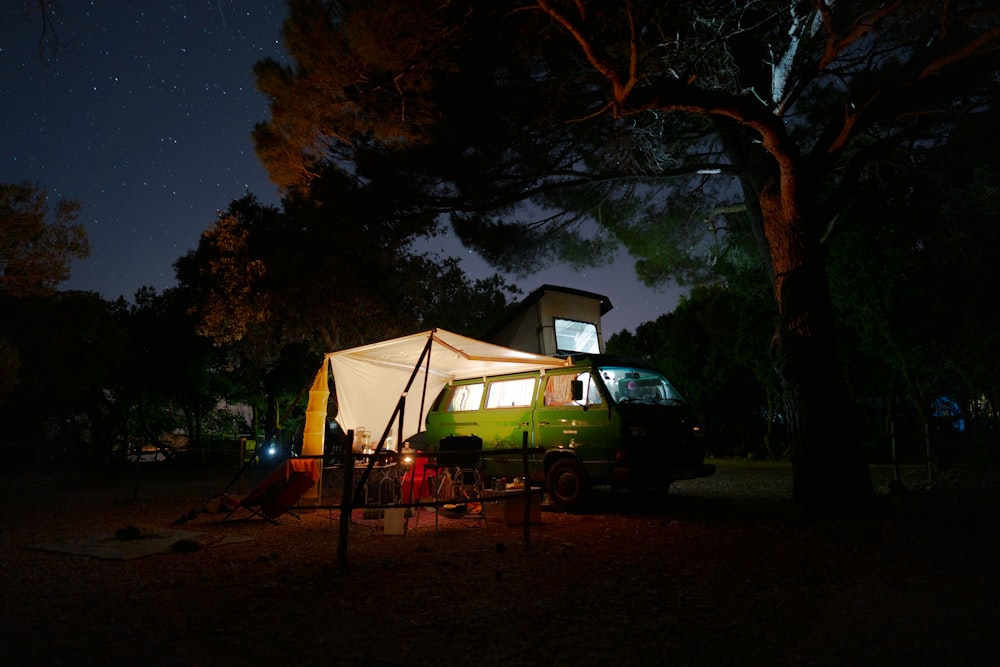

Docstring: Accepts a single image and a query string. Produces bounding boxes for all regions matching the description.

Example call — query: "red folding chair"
[400,453,434,503]
[225,459,320,523]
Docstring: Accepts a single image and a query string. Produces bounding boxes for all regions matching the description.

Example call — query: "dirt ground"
[1,460,998,667]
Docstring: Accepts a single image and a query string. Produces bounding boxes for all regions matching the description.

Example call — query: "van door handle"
[520,421,532,427]
[537,421,549,426]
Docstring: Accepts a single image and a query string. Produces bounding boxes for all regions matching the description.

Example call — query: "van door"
[426,380,485,440]
[534,368,618,485]
[476,375,539,481]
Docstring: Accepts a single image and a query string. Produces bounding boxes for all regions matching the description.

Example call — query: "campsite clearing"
[1,461,998,666]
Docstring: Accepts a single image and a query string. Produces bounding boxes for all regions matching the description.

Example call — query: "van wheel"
[547,458,587,508]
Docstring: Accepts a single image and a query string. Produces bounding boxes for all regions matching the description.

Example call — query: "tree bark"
[759,180,875,514]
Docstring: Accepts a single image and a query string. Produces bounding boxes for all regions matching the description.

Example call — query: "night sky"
[1,1,682,334]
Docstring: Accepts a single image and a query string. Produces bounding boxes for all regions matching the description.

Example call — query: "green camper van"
[423,355,715,508]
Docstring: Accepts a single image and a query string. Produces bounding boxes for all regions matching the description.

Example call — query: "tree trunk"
[760,181,875,515]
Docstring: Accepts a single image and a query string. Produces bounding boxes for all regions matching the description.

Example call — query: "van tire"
[546,458,587,508]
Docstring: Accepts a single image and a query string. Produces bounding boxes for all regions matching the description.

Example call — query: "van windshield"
[599,366,686,406]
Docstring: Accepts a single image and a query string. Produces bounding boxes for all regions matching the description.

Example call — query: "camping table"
[369,463,401,504]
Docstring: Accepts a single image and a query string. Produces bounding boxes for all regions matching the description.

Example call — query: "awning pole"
[418,332,433,436]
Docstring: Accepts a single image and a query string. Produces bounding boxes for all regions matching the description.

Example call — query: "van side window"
[545,372,602,406]
[446,384,484,412]
[485,377,536,408]
[543,374,575,406]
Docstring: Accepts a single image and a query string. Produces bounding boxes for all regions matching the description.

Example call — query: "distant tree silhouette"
[0,182,89,298]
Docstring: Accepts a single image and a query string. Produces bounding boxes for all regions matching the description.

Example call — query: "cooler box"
[484,489,542,526]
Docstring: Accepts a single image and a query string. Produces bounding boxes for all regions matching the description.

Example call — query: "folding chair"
[224,458,319,523]
[418,435,487,529]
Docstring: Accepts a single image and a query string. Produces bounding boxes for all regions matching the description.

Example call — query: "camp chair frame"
[415,435,487,530]
[224,458,319,523]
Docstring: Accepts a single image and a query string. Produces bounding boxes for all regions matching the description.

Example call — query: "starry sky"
[1,1,683,334]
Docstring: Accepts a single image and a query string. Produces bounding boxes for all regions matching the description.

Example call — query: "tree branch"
[535,0,639,109]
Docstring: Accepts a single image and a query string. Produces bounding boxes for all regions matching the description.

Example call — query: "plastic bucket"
[384,508,405,535]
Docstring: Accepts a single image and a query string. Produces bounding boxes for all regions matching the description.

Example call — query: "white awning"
[325,329,570,448]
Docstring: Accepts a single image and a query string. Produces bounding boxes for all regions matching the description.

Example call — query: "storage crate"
[483,489,542,526]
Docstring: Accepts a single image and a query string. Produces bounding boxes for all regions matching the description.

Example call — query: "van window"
[544,372,602,406]
[445,383,484,412]
[485,377,536,408]
[554,318,600,354]
[600,366,686,405]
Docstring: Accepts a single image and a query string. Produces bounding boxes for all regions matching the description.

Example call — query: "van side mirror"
[571,380,584,401]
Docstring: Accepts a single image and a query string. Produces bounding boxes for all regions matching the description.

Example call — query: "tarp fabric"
[300,363,329,501]
[322,329,570,451]
[302,361,329,459]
